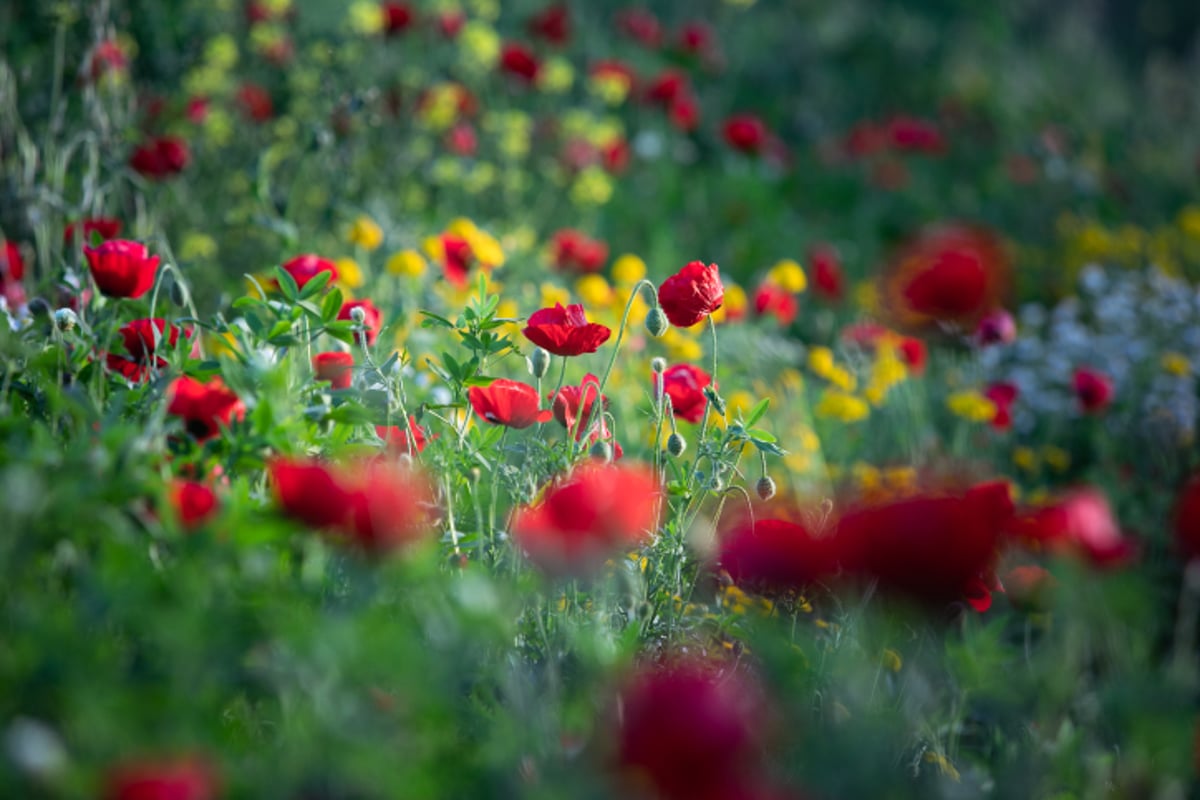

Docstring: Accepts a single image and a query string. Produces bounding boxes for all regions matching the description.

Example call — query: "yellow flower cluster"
[946,390,996,423]
[346,215,384,251]
[814,390,870,423]
[863,340,907,406]
[808,347,856,392]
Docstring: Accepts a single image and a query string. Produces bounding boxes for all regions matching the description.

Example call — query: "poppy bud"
[53,308,77,331]
[589,440,613,462]
[651,356,667,374]
[645,307,669,338]
[350,305,367,324]
[703,386,725,415]
[28,298,51,318]
[529,346,552,379]
[667,432,687,457]
[756,476,776,500]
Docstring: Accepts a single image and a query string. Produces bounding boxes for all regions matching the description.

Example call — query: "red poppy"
[601,137,630,173]
[668,92,700,132]
[281,254,339,290]
[64,217,122,245]
[752,282,798,326]
[338,298,383,346]
[550,229,608,274]
[1003,565,1056,612]
[646,69,687,106]
[469,379,553,429]
[500,42,540,83]
[550,373,606,439]
[313,351,354,389]
[676,21,714,57]
[884,223,1009,328]
[616,8,662,48]
[975,309,1016,345]
[722,114,767,154]
[897,336,926,375]
[171,480,219,531]
[84,239,160,299]
[236,82,273,122]
[1173,474,1200,561]
[129,136,190,180]
[186,96,209,124]
[984,381,1018,430]
[1,240,24,283]
[512,463,660,575]
[120,318,189,360]
[843,120,888,158]
[1072,367,1113,414]
[166,376,246,442]
[446,123,477,157]
[381,2,415,35]
[440,233,474,287]
[437,10,465,38]
[837,481,1014,611]
[616,659,760,800]
[657,363,712,424]
[102,756,217,800]
[524,303,612,357]
[658,261,724,328]
[1009,489,1136,568]
[377,417,435,455]
[718,517,838,593]
[810,244,844,302]
[529,4,569,44]
[885,115,946,154]
[86,39,129,82]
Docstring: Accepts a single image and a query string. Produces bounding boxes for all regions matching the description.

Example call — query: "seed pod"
[756,476,777,500]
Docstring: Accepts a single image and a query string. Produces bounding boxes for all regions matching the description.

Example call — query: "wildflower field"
[5,0,1200,797]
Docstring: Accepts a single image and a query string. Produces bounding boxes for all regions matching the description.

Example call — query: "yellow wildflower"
[588,71,631,106]
[1178,206,1200,240]
[815,390,870,423]
[459,20,500,71]
[335,258,364,290]
[387,249,427,278]
[852,462,882,492]
[768,259,807,293]
[946,390,996,423]
[346,216,383,251]
[853,281,879,313]
[881,648,903,672]
[1012,446,1039,472]
[1042,446,1070,473]
[540,283,570,309]
[883,466,917,492]
[576,274,614,308]
[570,166,614,206]
[724,283,748,320]
[347,1,385,34]
[1163,352,1191,377]
[179,233,217,261]
[612,254,647,285]
[538,57,574,94]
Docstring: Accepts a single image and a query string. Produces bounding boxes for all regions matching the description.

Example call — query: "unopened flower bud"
[589,440,613,462]
[756,476,777,500]
[703,386,726,415]
[53,308,77,332]
[350,306,367,324]
[650,357,667,374]
[666,432,687,457]
[168,276,189,307]
[529,347,551,379]
[644,307,669,338]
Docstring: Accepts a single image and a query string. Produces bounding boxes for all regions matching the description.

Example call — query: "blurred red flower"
[86,39,129,82]
[281,254,339,290]
[719,517,838,593]
[897,336,926,375]
[550,229,608,274]
[676,21,715,57]
[529,4,569,44]
[550,373,606,439]
[616,8,662,48]
[523,303,612,356]
[500,42,541,83]
[469,379,553,429]
[1010,489,1136,568]
[1002,564,1056,612]
[752,282,798,326]
[657,363,712,424]
[167,376,246,442]
[236,82,273,122]
[338,298,383,346]
[437,10,465,38]
[975,308,1017,346]
[381,2,415,35]
[446,123,477,157]
[64,217,122,245]
[646,70,687,106]
[439,233,475,287]
[669,91,701,132]
[84,239,160,299]
[171,480,219,531]
[886,115,946,154]
[1072,367,1113,414]
[1173,474,1200,561]
[810,244,844,302]
[102,756,217,800]
[313,351,354,389]
[658,261,724,328]
[129,136,190,180]
[984,381,1019,431]
[377,417,435,455]
[512,463,660,575]
[723,114,768,154]
[1,241,24,282]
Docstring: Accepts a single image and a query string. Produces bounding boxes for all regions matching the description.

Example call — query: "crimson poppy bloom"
[676,21,715,57]
[984,381,1018,430]
[646,69,687,106]
[281,254,339,290]
[64,217,122,245]
[121,318,189,360]
[549,229,608,274]
[512,463,660,575]
[85,39,129,82]
[1,240,24,283]
[381,1,415,35]
[313,352,354,389]
[884,224,1009,329]
[602,137,630,173]
[752,282,798,326]
[446,123,477,157]
[437,10,465,37]
[439,233,474,287]
[1073,367,1113,414]
[668,91,700,132]
[718,517,838,593]
[236,82,273,122]
[837,481,1014,611]
[885,115,946,154]
[1173,474,1200,561]
[658,261,724,328]
[550,373,606,439]
[657,363,712,424]
[166,376,246,442]
[523,303,612,357]
[616,659,761,800]
[616,8,662,48]
[810,244,844,302]
[129,136,190,180]
[469,379,553,429]
[338,298,383,345]
[528,3,569,44]
[84,239,160,299]
[377,417,435,454]
[500,42,540,83]
[102,756,217,800]
[171,480,219,531]
[975,309,1017,345]
[723,115,767,154]
[1009,489,1135,568]
[897,336,926,375]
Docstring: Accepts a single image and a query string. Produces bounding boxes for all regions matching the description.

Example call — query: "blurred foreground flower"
[102,756,217,800]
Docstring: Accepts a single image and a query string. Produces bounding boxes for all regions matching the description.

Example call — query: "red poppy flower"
[171,480,219,531]
[1009,489,1136,568]
[377,417,435,454]
[469,379,553,429]
[236,82,273,122]
[550,229,608,274]
[718,517,838,593]
[337,298,383,345]
[1173,474,1200,561]
[500,42,540,83]
[657,363,712,424]
[86,39,129,82]
[512,463,660,575]
[897,336,926,375]
[1,240,24,282]
[616,8,662,48]
[676,21,714,57]
[658,261,724,328]
[722,114,767,154]
[64,217,122,245]
[668,92,700,132]
[843,120,888,158]
[885,115,946,154]
[646,69,687,106]
[281,254,339,290]
[601,137,630,173]
[313,351,354,389]
[129,136,190,180]
[884,223,1009,329]
[550,373,606,439]
[446,123,477,156]
[102,756,217,800]
[616,659,760,800]
[120,318,189,360]
[1072,367,1113,414]
[528,4,569,44]
[975,309,1017,345]
[523,303,612,356]
[752,282,798,326]
[984,381,1018,430]
[810,244,844,302]
[84,239,160,299]
[381,2,415,35]
[440,233,474,287]
[837,481,1014,611]
[166,376,246,442]
[437,10,465,38]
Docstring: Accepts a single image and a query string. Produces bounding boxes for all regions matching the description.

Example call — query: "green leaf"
[298,270,332,298]
[274,266,299,301]
[744,397,770,427]
[267,319,294,339]
[463,375,498,387]
[321,288,344,322]
[420,311,456,329]
[751,438,786,456]
[747,428,776,443]
[231,296,265,311]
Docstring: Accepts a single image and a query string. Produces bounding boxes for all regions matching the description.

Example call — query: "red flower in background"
[523,303,612,356]
[1173,474,1200,561]
[469,379,553,429]
[236,83,273,122]
[64,217,122,245]
[1003,565,1056,612]
[719,518,838,593]
[381,2,415,35]
[646,69,687,106]
[445,123,477,157]
[86,39,129,82]
[338,299,383,345]
[752,282,798,326]
[657,363,712,424]
[886,115,946,154]
[844,120,888,158]
[616,659,761,800]
[437,10,465,38]
[550,229,608,274]
[166,376,245,442]
[975,309,1017,346]
[551,373,606,439]
[1,241,25,283]
[722,114,767,154]
[313,352,354,389]
[129,136,190,180]
[102,757,217,800]
[512,463,660,575]
[529,4,569,44]
[1072,367,1113,414]
[1010,489,1136,568]
[616,8,662,48]
[120,318,189,360]
[440,233,475,287]
[658,261,724,328]
[676,21,715,58]
[85,239,160,298]
[500,42,541,83]
[171,480,219,531]
[897,336,927,375]
[668,92,700,132]
[837,481,1014,611]
[884,223,1009,329]
[281,254,339,289]
[377,417,435,455]
[810,244,844,302]
[984,381,1019,430]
